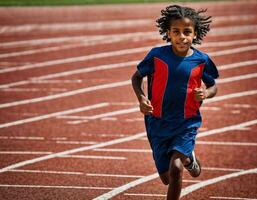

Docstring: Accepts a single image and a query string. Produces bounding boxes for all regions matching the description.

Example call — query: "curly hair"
[156,5,212,44]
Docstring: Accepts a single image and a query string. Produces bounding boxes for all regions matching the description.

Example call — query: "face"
[167,17,196,57]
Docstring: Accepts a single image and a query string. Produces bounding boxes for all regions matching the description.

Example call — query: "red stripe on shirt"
[184,63,205,118]
[151,57,168,117]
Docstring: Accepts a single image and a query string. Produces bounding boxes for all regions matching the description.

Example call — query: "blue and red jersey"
[137,45,219,131]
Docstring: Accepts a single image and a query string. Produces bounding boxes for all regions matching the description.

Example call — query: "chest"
[153,57,204,83]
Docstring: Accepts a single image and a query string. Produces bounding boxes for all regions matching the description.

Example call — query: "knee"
[169,159,183,181]
[161,177,169,185]
[159,172,169,185]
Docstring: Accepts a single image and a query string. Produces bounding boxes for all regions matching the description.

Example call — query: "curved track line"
[93,119,257,199]
[0,57,256,90]
[0,80,130,109]
[0,102,109,129]
[1,24,256,48]
[1,37,256,59]
[0,46,152,74]
[180,168,257,197]
[0,42,256,74]
[93,173,159,200]
[0,61,138,89]
[1,65,257,109]
[0,15,254,34]
[0,90,256,129]
[0,132,146,173]
[0,119,256,176]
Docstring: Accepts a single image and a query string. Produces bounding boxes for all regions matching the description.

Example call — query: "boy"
[131,5,219,200]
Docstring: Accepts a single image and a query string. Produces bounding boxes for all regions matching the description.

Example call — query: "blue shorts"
[145,116,198,174]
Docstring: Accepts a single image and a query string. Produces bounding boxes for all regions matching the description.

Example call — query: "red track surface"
[0,1,257,199]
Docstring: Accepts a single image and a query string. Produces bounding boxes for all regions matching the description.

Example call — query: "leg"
[159,153,191,186]
[159,171,169,185]
[166,151,188,200]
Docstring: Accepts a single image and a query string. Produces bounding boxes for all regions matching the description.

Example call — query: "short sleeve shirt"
[137,45,219,130]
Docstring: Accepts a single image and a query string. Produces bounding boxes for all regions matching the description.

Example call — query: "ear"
[194,32,197,39]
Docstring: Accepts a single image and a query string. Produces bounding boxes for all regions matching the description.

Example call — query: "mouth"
[176,42,189,47]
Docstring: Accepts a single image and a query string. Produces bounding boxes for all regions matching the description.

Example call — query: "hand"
[194,87,207,102]
[139,95,153,115]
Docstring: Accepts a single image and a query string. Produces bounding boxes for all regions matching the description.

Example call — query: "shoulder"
[192,47,210,62]
[149,45,170,56]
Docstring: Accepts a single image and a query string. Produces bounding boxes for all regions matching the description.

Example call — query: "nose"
[179,32,186,39]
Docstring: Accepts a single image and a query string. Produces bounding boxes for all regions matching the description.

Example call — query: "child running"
[131,5,219,200]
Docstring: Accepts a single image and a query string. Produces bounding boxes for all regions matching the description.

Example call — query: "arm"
[131,71,153,115]
[194,84,218,102]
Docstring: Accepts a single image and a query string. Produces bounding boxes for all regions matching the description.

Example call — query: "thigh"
[168,128,198,158]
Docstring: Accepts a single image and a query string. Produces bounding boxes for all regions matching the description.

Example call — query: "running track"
[0,1,257,200]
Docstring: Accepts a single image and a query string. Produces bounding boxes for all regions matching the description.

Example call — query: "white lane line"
[1,67,256,110]
[0,91,256,178]
[1,41,257,75]
[66,90,257,125]
[0,51,256,91]
[61,155,126,160]
[86,173,144,178]
[196,119,257,138]
[9,168,241,176]
[1,24,256,49]
[0,34,156,59]
[217,73,257,84]
[0,132,146,173]
[0,151,126,160]
[94,148,151,153]
[0,118,256,198]
[0,184,114,190]
[201,38,257,48]
[2,88,68,92]
[124,193,166,197]
[87,173,200,182]
[210,197,257,200]
[0,102,109,129]
[9,169,83,175]
[224,104,252,108]
[0,61,137,89]
[0,80,130,109]
[0,136,44,140]
[201,167,244,172]
[0,45,152,74]
[56,141,97,145]
[1,14,254,34]
[204,90,257,104]
[200,106,221,111]
[1,35,256,60]
[93,173,159,200]
[0,151,52,155]
[180,168,257,197]
[196,141,257,146]
[81,133,130,138]
[0,31,156,48]
[0,89,256,129]
[30,79,82,84]
[0,19,152,34]
[7,167,243,176]
[209,45,257,57]
[93,119,257,199]
[219,60,257,70]
[68,107,139,124]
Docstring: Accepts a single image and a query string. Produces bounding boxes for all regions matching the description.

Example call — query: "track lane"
[0,1,255,199]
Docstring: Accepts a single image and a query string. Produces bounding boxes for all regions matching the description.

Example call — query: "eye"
[172,30,179,35]
[184,30,193,35]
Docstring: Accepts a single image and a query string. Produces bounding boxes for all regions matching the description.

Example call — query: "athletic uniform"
[137,45,219,174]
